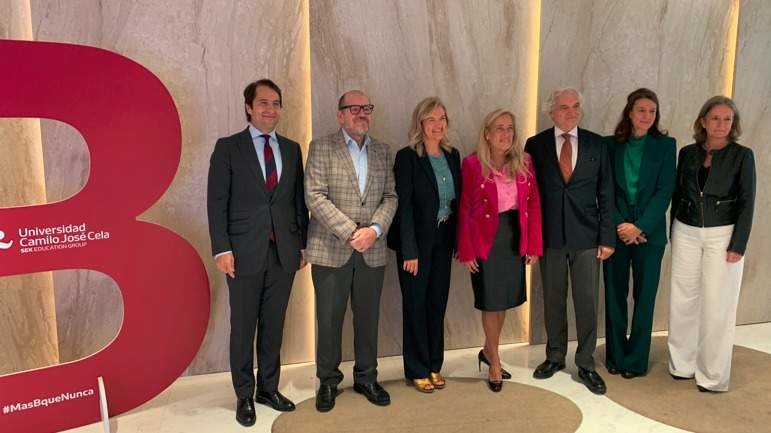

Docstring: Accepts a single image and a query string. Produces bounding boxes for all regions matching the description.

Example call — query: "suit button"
[485,214,490,219]
[483,198,488,203]
[480,183,485,189]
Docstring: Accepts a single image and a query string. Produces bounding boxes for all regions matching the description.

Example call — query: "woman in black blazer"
[388,97,461,393]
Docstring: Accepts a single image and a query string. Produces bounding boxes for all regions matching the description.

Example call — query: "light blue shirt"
[249,125,282,180]
[341,129,382,238]
[342,128,370,194]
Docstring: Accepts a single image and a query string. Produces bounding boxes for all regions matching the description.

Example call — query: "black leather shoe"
[533,360,566,379]
[606,365,621,375]
[315,385,340,413]
[353,382,391,406]
[621,371,641,379]
[697,385,720,393]
[235,397,256,427]
[578,367,607,395]
[670,373,691,380]
[478,350,512,380]
[256,390,295,412]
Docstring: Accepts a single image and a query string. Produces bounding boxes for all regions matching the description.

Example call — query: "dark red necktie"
[261,134,277,241]
[261,134,278,192]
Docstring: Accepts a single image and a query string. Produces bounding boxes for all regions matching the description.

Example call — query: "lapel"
[569,128,588,185]
[270,134,292,202]
[636,135,655,193]
[334,130,363,197]
[417,147,439,193]
[448,148,461,198]
[543,128,563,182]
[362,139,377,200]
[237,127,268,191]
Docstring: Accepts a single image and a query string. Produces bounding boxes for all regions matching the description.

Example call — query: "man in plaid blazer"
[305,90,398,412]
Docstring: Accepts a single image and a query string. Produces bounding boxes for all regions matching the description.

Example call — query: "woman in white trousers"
[668,96,756,392]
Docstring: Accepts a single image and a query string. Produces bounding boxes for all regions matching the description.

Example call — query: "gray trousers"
[540,247,600,370]
[312,252,385,386]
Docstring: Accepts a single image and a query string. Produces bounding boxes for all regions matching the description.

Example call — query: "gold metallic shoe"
[429,372,446,389]
[412,378,435,393]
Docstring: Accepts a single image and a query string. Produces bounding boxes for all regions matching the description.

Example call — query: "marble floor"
[65,323,771,433]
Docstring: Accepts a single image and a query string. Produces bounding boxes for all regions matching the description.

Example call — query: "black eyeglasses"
[339,104,375,115]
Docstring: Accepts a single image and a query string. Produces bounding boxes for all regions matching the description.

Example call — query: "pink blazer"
[456,153,543,261]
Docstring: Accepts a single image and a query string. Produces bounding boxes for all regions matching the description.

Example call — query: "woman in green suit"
[603,88,676,378]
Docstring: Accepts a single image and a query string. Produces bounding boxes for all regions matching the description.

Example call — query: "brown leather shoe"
[429,372,446,389]
[412,378,435,393]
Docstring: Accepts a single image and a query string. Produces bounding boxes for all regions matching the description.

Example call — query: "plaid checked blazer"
[304,129,398,267]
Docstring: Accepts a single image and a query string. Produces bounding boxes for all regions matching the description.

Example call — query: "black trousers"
[396,220,453,380]
[540,247,600,370]
[228,243,294,398]
[312,252,385,386]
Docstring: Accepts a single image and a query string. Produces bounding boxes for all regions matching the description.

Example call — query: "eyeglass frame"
[338,104,375,115]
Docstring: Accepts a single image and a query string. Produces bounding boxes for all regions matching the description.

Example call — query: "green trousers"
[603,241,665,374]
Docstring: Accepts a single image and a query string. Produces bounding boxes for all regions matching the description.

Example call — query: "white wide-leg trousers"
[667,220,744,391]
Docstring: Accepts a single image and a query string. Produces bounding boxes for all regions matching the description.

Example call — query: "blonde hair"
[408,97,451,156]
[476,109,528,179]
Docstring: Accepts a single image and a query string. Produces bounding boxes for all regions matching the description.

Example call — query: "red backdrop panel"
[0,40,210,432]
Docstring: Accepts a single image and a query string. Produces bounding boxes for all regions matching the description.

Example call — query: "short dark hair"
[613,88,667,142]
[693,95,742,143]
[243,79,282,121]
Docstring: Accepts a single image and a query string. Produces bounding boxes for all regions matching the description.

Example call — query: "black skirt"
[471,210,526,311]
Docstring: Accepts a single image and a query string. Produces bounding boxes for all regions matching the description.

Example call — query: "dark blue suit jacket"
[525,127,615,250]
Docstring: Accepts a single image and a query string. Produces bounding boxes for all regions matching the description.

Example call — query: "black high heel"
[478,350,512,380]
[487,378,503,392]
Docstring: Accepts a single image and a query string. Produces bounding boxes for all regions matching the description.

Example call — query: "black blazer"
[387,145,462,260]
[607,134,676,246]
[525,127,614,250]
[207,127,308,275]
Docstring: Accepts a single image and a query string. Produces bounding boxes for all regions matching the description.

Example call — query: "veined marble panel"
[733,0,771,324]
[31,0,312,374]
[311,0,539,358]
[0,1,59,374]
[531,0,736,345]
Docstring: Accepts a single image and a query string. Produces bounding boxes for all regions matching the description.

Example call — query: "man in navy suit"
[207,79,308,426]
[525,87,614,395]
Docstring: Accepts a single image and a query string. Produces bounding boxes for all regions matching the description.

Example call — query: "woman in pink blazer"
[457,109,543,392]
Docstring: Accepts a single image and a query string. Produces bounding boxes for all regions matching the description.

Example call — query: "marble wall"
[28,0,313,374]
[733,0,771,324]
[529,0,738,345]
[2,0,769,377]
[310,0,540,358]
[0,0,59,374]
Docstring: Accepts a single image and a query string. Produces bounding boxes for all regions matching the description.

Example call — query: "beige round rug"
[600,337,771,433]
[273,378,582,433]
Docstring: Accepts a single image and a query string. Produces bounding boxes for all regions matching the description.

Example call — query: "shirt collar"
[249,125,277,143]
[341,128,370,151]
[554,126,578,139]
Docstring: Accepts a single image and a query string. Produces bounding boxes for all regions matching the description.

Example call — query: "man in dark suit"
[207,79,308,426]
[525,87,614,395]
